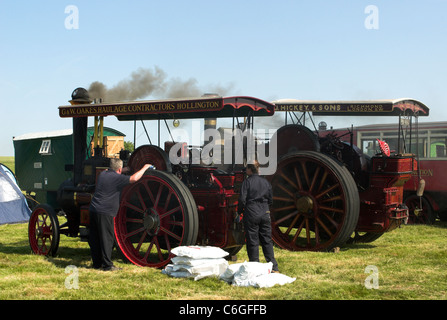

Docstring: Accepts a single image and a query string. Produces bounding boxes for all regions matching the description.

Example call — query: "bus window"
[383,131,398,137]
[360,132,378,137]
[362,139,377,156]
[384,138,398,153]
[430,139,447,158]
[409,138,428,158]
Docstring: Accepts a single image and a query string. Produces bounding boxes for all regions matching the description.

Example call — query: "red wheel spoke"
[164,234,172,252]
[143,182,155,205]
[273,196,294,202]
[316,217,333,237]
[292,219,305,243]
[38,216,47,228]
[124,217,144,223]
[135,230,148,252]
[320,205,344,214]
[314,220,320,245]
[42,228,53,236]
[124,226,146,239]
[309,166,320,193]
[123,201,145,214]
[154,237,164,261]
[143,237,156,261]
[315,183,340,200]
[163,191,173,211]
[280,171,298,190]
[305,218,311,244]
[277,184,295,198]
[273,210,298,226]
[285,212,302,235]
[154,183,163,208]
[160,226,182,241]
[294,167,303,191]
[274,205,296,213]
[320,211,340,228]
[317,170,328,193]
[137,190,147,212]
[321,195,342,203]
[300,160,310,187]
[159,205,181,220]
[169,220,184,226]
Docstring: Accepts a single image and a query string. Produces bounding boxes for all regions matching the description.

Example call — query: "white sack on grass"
[218,262,245,283]
[163,266,217,281]
[171,256,227,267]
[219,261,272,284]
[172,259,228,275]
[219,261,296,288]
[248,273,296,288]
[232,262,273,287]
[162,265,191,279]
[163,246,230,281]
[162,259,229,281]
[171,246,229,259]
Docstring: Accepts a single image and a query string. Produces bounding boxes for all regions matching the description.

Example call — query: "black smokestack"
[68,88,92,185]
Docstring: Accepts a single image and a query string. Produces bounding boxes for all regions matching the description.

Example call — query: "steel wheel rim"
[115,174,189,268]
[270,152,357,251]
[28,207,57,255]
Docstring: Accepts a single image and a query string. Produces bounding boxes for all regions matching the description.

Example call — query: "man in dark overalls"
[238,161,279,272]
[89,159,152,271]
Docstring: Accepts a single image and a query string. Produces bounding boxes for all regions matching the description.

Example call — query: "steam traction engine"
[28,90,429,268]
[269,99,428,249]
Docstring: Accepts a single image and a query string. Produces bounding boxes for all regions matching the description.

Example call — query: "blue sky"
[1,0,446,156]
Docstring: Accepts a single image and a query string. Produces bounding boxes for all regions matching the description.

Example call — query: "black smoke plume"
[88,66,234,102]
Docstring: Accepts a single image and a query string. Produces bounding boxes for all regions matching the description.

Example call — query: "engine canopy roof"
[271,98,429,117]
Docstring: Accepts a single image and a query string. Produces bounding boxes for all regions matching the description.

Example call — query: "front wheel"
[405,195,436,224]
[28,204,60,256]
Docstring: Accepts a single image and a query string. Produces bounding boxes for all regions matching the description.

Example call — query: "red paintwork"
[183,167,243,250]
[356,155,414,232]
[322,122,447,219]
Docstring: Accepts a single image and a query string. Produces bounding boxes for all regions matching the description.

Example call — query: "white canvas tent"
[0,163,31,225]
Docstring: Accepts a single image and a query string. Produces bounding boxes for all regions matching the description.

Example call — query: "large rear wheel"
[268,151,359,251]
[114,170,198,268]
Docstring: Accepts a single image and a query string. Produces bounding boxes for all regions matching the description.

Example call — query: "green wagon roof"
[13,127,125,141]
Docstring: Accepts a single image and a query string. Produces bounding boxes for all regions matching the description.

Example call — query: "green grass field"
[1,156,446,300]
[0,156,15,173]
[0,219,446,300]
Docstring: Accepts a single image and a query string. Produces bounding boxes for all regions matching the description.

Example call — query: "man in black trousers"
[88,159,152,271]
[238,161,279,273]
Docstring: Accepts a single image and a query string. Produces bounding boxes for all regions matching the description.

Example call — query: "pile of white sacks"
[162,246,229,281]
[162,246,296,288]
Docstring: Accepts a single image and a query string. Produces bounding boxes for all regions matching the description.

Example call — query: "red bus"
[319,121,447,224]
